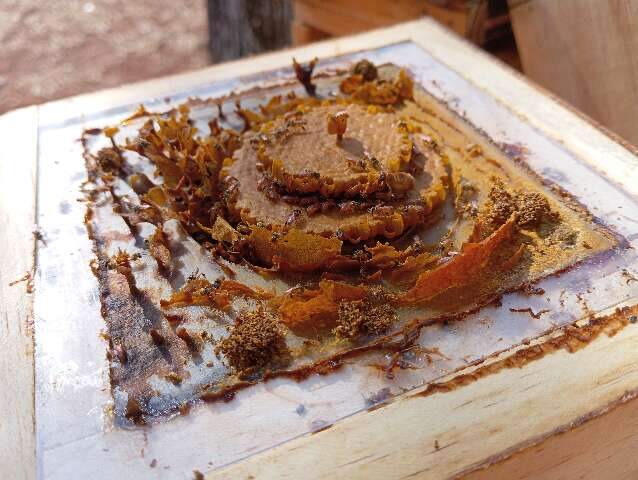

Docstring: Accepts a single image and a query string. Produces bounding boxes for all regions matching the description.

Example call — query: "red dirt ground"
[0,0,210,113]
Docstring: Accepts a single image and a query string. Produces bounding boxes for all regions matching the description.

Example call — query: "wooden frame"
[2,18,638,479]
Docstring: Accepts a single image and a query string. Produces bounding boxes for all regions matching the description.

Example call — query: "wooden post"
[207,0,292,63]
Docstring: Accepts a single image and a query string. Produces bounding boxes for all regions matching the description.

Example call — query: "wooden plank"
[292,21,330,46]
[294,1,378,36]
[294,0,470,37]
[0,106,38,480]
[296,0,432,26]
[509,0,638,146]
[210,307,638,479]
[463,390,638,479]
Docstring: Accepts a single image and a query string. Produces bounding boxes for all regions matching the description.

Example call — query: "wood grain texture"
[210,307,638,479]
[509,0,638,146]
[0,106,38,480]
[463,391,638,480]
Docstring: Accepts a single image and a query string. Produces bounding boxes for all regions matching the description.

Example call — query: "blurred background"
[1,0,636,145]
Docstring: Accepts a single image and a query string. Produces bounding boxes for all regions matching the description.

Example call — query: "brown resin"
[509,307,550,319]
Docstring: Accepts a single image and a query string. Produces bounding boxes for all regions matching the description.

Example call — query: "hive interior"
[82,61,617,425]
